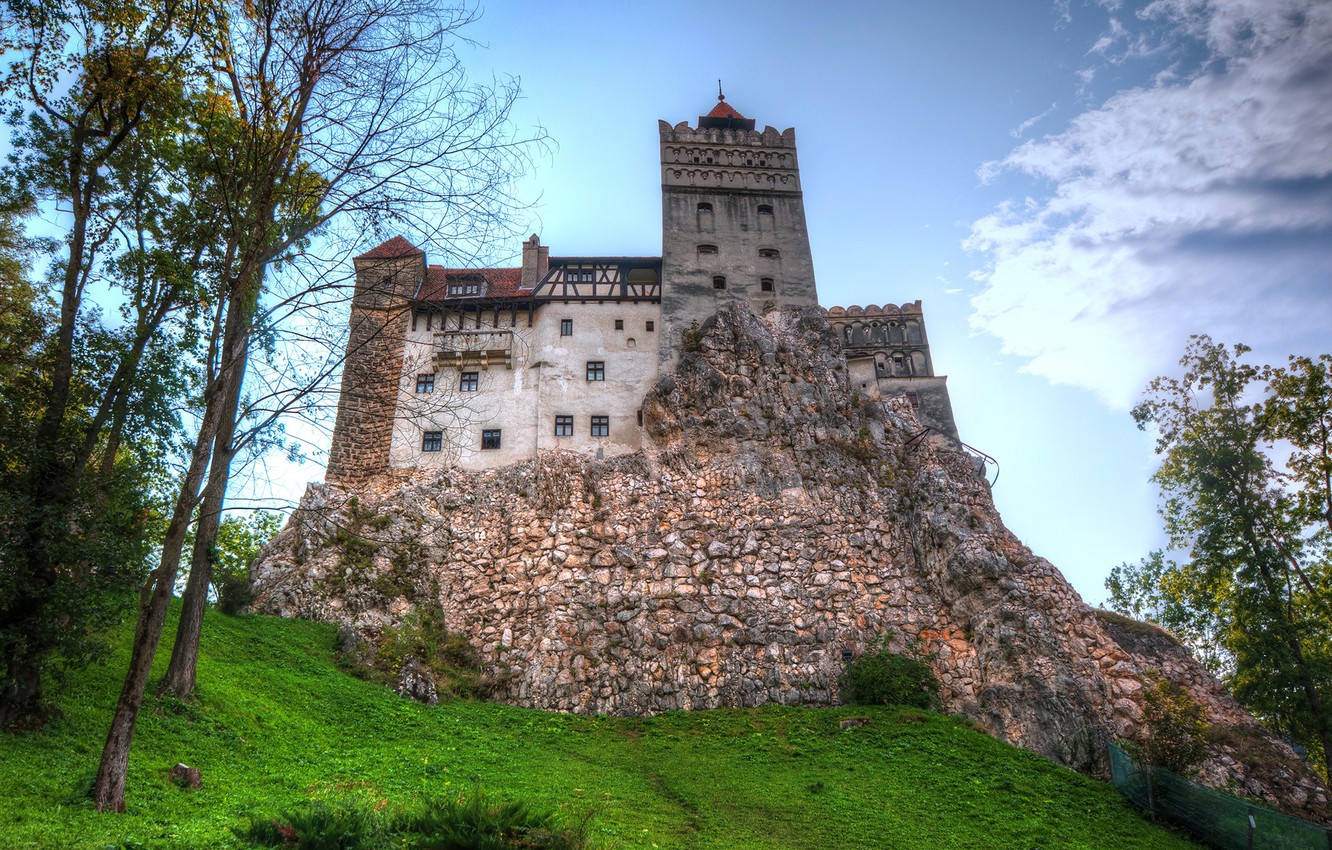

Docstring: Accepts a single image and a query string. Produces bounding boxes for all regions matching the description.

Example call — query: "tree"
[1110,336,1332,778]
[0,0,205,727]
[91,0,540,811]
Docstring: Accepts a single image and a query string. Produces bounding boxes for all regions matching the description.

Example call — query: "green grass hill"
[0,606,1201,849]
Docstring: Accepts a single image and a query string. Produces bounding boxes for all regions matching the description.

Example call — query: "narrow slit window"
[759,248,780,258]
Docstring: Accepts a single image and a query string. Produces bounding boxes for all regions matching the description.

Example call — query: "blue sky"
[273,0,1332,603]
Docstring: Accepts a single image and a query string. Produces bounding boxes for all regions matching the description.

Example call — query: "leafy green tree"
[0,0,206,728]
[1110,336,1332,778]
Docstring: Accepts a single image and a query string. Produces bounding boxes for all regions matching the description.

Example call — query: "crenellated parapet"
[659,120,801,193]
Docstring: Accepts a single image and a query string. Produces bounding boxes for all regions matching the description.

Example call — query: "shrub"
[242,797,384,850]
[839,638,939,710]
[338,605,483,702]
[241,789,594,849]
[1138,671,1209,775]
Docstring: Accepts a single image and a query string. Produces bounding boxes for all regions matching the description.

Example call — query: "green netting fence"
[1108,741,1331,849]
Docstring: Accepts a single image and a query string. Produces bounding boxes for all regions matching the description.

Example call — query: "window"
[481,429,501,450]
[697,244,718,255]
[697,201,713,213]
[905,391,920,410]
[560,318,572,336]
[447,282,481,297]
[760,277,774,293]
[554,415,573,437]
[590,416,609,437]
[460,372,479,392]
[565,267,594,282]
[637,409,644,426]
[759,248,780,258]
[586,361,605,381]
[421,431,443,452]
[646,321,655,332]
[615,319,624,330]
[712,275,726,290]
[757,204,773,216]
[416,374,435,393]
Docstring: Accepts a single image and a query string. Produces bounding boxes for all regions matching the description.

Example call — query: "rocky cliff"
[252,304,1327,821]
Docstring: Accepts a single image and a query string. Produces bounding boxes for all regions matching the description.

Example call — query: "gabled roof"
[705,98,747,120]
[356,235,425,261]
[417,266,528,301]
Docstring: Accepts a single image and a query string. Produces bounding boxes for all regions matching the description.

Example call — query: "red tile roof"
[417,266,528,301]
[356,235,424,260]
[705,97,746,120]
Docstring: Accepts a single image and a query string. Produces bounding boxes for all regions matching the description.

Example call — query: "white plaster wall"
[389,302,662,471]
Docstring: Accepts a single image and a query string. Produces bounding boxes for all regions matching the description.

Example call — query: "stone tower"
[325,237,425,483]
[658,94,818,362]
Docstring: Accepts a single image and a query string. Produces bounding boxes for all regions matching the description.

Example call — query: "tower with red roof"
[658,92,819,360]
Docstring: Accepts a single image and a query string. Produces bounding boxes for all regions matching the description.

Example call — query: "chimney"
[521,234,549,286]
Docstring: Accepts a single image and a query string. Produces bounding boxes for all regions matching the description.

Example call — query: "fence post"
[1246,808,1255,850]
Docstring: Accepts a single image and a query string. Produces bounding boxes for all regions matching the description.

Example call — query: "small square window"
[416,374,435,393]
[554,415,573,437]
[586,361,605,381]
[646,321,655,332]
[760,278,774,292]
[460,372,479,392]
[560,318,572,336]
[421,431,443,452]
[590,416,609,437]
[481,429,501,450]
[712,275,726,290]
[615,319,624,330]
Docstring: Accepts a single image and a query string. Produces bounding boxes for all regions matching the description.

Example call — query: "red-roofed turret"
[698,86,756,131]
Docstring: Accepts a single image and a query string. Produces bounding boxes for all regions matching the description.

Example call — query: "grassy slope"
[0,607,1201,850]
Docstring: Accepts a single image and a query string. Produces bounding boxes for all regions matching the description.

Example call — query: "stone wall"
[325,251,422,483]
[255,303,1328,822]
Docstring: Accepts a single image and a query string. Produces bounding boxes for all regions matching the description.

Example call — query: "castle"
[325,94,957,481]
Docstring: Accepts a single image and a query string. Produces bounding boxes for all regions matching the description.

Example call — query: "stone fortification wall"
[254,304,1327,821]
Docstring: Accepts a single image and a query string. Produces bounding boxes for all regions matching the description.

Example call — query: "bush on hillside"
[338,605,484,702]
[839,637,940,710]
[241,788,594,849]
[1138,671,1209,775]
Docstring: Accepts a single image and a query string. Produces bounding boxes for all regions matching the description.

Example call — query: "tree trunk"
[90,447,210,811]
[92,279,254,811]
[160,342,248,698]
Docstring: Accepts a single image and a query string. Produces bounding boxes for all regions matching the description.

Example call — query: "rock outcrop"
[252,304,1328,821]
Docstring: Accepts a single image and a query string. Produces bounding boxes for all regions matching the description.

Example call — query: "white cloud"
[1010,102,1059,138]
[967,0,1332,409]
